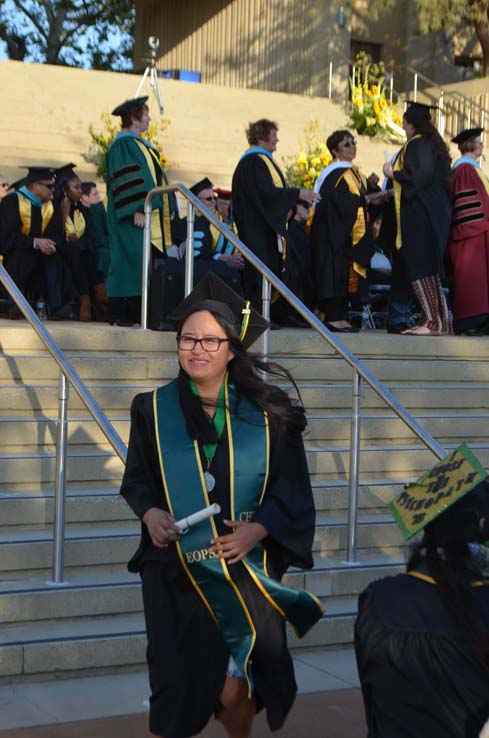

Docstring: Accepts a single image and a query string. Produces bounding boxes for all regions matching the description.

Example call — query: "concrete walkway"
[0,648,363,735]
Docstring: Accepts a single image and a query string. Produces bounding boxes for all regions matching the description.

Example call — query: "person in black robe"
[231,118,319,311]
[55,167,108,321]
[382,102,452,335]
[310,130,389,333]
[172,177,244,294]
[119,273,323,738]
[0,166,72,319]
[355,448,489,738]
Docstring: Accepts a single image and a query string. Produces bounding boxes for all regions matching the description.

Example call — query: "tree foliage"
[369,0,489,75]
[0,0,135,70]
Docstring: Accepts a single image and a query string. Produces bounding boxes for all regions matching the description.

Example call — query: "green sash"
[154,378,324,694]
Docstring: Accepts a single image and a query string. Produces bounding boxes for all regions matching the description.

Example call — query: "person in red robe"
[448,127,489,335]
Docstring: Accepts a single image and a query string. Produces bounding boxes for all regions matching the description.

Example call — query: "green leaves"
[0,0,135,69]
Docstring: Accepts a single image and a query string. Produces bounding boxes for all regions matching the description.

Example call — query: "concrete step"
[0,410,487,447]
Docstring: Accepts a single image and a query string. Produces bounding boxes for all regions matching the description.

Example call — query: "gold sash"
[18,195,54,236]
[65,209,86,239]
[336,168,367,278]
[393,135,422,249]
[134,140,173,252]
[258,154,284,188]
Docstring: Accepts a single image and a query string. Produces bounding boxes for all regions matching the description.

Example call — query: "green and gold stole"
[154,377,324,695]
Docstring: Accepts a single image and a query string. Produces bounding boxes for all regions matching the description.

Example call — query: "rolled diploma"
[175,503,221,531]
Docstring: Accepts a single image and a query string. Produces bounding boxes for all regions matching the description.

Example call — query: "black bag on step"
[148,258,185,330]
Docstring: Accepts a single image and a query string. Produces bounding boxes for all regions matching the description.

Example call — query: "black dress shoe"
[324,322,359,333]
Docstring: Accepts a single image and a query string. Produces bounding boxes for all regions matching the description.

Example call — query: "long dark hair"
[407,481,489,671]
[404,111,451,168]
[177,307,307,437]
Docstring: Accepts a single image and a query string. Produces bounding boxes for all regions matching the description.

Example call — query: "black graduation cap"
[452,127,483,145]
[403,100,439,123]
[170,271,269,349]
[190,177,214,197]
[54,163,78,184]
[111,96,148,117]
[24,166,55,184]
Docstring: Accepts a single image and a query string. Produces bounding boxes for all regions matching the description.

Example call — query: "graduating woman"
[355,446,489,738]
[383,102,452,335]
[120,273,323,738]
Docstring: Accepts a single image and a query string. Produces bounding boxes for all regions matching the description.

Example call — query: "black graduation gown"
[355,572,489,738]
[310,169,373,304]
[394,137,451,282]
[56,202,104,297]
[120,390,316,738]
[231,154,299,308]
[0,191,71,311]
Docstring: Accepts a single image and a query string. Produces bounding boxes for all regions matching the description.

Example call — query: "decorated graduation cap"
[389,444,488,540]
[452,127,483,146]
[170,271,269,349]
[111,96,148,117]
[190,177,214,197]
[24,166,55,184]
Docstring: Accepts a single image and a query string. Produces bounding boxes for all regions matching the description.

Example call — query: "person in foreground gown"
[355,444,489,738]
[119,272,324,738]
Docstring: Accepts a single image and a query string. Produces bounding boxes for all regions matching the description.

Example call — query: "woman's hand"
[142,507,182,548]
[299,189,321,204]
[209,520,268,564]
[383,162,394,179]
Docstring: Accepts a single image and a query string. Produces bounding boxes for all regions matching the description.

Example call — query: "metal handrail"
[143,184,448,561]
[0,265,127,582]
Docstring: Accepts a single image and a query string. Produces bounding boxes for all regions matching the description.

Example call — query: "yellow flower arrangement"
[349,58,405,143]
[283,120,332,189]
[87,112,171,180]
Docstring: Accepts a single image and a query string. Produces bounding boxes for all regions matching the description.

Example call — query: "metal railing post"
[438,91,445,137]
[185,202,195,297]
[389,72,394,104]
[49,371,69,585]
[413,73,418,102]
[261,276,271,363]
[141,203,153,330]
[328,61,333,99]
[346,370,361,564]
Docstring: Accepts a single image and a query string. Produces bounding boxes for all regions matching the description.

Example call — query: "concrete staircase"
[1,60,393,191]
[1,320,488,683]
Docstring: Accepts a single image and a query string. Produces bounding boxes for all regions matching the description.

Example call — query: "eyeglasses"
[0,183,8,189]
[177,335,229,352]
[38,182,55,190]
[342,139,357,147]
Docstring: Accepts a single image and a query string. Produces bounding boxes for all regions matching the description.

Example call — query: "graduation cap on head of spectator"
[23,166,55,184]
[452,127,483,145]
[389,444,488,540]
[111,96,148,117]
[170,271,269,349]
[190,177,214,197]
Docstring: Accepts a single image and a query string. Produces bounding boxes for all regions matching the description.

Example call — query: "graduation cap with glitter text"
[170,271,269,349]
[389,444,488,540]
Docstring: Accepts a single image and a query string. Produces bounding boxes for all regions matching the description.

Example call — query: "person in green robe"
[106,96,176,326]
